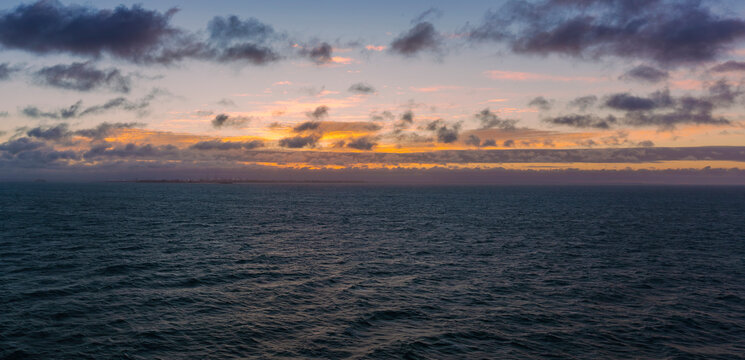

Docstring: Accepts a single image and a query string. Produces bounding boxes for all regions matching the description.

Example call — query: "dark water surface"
[1,183,744,359]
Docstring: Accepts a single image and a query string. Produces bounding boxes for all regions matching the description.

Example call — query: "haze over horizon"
[2,0,745,183]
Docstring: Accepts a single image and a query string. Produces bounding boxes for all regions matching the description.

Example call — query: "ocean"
[1,183,744,359]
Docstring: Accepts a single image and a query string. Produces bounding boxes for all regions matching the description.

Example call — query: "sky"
[1,0,745,183]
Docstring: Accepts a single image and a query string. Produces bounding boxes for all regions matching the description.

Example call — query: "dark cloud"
[393,110,415,132]
[622,100,730,129]
[707,79,743,106]
[568,95,597,111]
[24,122,142,141]
[620,65,669,83]
[84,143,178,158]
[207,15,275,44]
[465,134,481,147]
[0,1,190,64]
[26,123,70,141]
[554,82,741,130]
[503,139,515,147]
[293,121,382,134]
[306,105,329,120]
[400,110,414,123]
[22,101,82,119]
[33,62,131,93]
[390,22,441,56]
[190,139,263,150]
[278,135,319,148]
[348,82,375,94]
[425,119,460,143]
[710,60,745,72]
[74,122,142,139]
[216,43,280,64]
[0,137,45,154]
[0,62,19,80]
[346,136,377,150]
[481,139,497,147]
[412,7,443,24]
[475,108,518,130]
[0,2,286,66]
[293,121,321,132]
[543,114,618,129]
[468,0,745,65]
[637,140,655,147]
[604,93,662,111]
[301,42,333,64]
[211,113,252,128]
[528,96,552,110]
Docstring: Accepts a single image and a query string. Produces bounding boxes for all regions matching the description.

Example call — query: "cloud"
[84,143,178,158]
[370,111,394,122]
[425,119,460,143]
[21,89,165,120]
[26,123,70,141]
[306,105,329,120]
[543,114,618,129]
[207,15,276,44]
[202,15,281,65]
[0,62,20,80]
[0,1,190,64]
[620,65,669,83]
[293,121,320,132]
[22,101,82,119]
[24,122,143,141]
[74,122,143,138]
[216,43,281,64]
[468,0,745,65]
[465,134,481,147]
[484,70,598,82]
[301,42,333,64]
[637,140,655,147]
[0,137,45,154]
[211,113,253,128]
[412,7,443,24]
[33,62,131,93]
[217,98,236,107]
[348,82,375,94]
[553,81,742,130]
[278,134,319,148]
[475,108,518,130]
[568,95,598,111]
[400,110,414,123]
[0,2,286,66]
[710,60,745,72]
[528,96,552,110]
[390,22,441,56]
[604,93,665,111]
[190,139,263,150]
[345,136,377,150]
[293,121,382,134]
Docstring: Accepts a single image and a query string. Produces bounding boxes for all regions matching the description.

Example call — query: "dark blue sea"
[1,183,744,359]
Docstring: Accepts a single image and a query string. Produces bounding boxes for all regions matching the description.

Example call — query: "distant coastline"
[107,179,367,184]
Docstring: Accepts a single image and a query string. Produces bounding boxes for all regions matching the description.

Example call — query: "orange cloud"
[410,85,462,93]
[485,70,604,82]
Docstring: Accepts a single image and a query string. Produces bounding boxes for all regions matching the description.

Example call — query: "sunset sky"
[2,0,745,182]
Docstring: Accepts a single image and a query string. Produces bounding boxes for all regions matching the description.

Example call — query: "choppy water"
[1,183,744,359]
